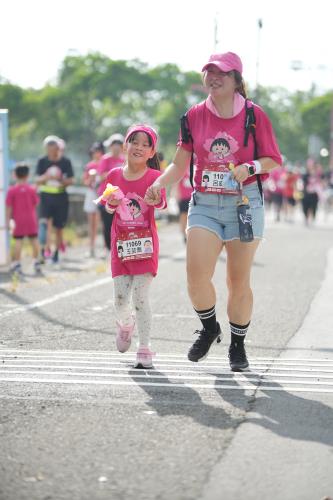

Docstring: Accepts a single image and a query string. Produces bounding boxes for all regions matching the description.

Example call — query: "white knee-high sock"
[132,274,153,347]
[113,275,134,326]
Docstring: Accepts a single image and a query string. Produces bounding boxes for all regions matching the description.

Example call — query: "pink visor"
[202,52,243,75]
[125,125,158,149]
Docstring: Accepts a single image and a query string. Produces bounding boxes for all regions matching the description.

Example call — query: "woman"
[97,133,125,252]
[82,142,105,257]
[145,52,282,371]
[301,160,323,226]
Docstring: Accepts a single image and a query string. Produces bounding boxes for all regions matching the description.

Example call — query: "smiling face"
[125,132,155,166]
[203,66,236,98]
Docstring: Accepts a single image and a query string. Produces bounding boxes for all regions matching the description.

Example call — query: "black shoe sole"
[230,362,249,372]
[134,363,154,370]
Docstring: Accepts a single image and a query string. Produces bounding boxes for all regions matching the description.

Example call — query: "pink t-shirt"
[97,154,125,195]
[6,183,39,237]
[105,167,167,278]
[83,160,99,188]
[177,169,193,201]
[178,99,282,189]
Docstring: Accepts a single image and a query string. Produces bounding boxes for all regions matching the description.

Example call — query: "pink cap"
[125,124,158,149]
[202,52,243,75]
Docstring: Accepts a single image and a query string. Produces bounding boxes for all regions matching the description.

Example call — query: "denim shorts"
[187,182,265,242]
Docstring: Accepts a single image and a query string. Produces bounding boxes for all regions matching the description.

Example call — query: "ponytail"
[234,71,247,99]
[147,153,160,171]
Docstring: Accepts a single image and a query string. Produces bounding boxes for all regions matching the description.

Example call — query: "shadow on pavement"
[213,371,333,447]
[128,369,245,431]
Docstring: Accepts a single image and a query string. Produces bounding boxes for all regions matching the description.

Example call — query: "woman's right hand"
[144,182,162,205]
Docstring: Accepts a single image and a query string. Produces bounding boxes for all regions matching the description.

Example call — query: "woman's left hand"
[232,164,249,183]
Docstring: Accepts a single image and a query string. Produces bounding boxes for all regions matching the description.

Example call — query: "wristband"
[253,160,262,174]
[244,160,262,176]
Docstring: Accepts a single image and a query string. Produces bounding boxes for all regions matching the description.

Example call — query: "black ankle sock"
[194,306,217,332]
[230,321,250,345]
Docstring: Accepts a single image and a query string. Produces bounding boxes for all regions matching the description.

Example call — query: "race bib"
[117,228,153,262]
[199,166,239,195]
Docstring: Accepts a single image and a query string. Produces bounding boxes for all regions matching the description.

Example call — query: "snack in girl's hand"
[93,183,124,205]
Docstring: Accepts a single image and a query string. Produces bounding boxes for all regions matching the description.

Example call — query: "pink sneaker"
[116,321,135,353]
[134,347,155,369]
[44,247,52,259]
[59,242,66,253]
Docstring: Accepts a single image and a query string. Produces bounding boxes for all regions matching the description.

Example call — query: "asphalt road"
[0,212,333,500]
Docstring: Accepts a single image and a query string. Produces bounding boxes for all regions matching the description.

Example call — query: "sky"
[1,0,332,93]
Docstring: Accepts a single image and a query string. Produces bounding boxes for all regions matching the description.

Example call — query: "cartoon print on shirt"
[203,132,239,164]
[116,192,149,226]
[128,198,144,222]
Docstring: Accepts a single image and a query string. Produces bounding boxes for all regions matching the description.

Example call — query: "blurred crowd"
[5,134,333,275]
[264,159,333,225]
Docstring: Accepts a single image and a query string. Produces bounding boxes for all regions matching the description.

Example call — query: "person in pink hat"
[102,124,167,369]
[145,52,282,372]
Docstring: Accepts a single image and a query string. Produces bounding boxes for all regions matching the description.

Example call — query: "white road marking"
[1,353,333,368]
[0,350,332,394]
[0,376,332,393]
[0,369,332,387]
[0,277,113,319]
[1,349,332,363]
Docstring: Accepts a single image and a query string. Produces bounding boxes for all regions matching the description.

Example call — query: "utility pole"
[255,18,263,102]
[330,102,333,169]
[214,14,219,51]
[0,109,10,266]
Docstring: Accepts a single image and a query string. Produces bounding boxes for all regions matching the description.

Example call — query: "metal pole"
[214,15,218,51]
[255,19,263,101]
[0,109,10,266]
[330,102,333,169]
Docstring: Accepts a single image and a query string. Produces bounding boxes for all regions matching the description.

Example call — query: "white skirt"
[84,188,98,213]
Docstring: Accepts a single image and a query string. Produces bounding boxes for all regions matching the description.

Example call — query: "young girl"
[104,125,167,369]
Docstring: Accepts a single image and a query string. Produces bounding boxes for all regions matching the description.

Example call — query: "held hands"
[144,183,162,206]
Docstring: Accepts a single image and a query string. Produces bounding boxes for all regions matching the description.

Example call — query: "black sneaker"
[34,261,43,275]
[188,322,222,362]
[11,263,23,276]
[52,249,59,264]
[228,342,249,372]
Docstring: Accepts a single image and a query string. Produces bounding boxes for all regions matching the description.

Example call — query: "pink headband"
[125,125,158,148]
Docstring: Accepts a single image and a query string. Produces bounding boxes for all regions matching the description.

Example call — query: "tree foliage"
[0,52,332,171]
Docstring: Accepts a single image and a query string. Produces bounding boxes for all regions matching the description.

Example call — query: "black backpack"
[180,98,263,202]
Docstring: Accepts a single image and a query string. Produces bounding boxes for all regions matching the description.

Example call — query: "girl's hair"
[89,141,105,157]
[128,198,141,211]
[233,71,247,98]
[210,138,230,151]
[128,132,160,171]
[203,175,209,181]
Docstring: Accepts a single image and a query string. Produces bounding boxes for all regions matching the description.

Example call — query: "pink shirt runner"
[105,167,167,278]
[6,183,39,237]
[177,169,193,200]
[97,154,125,195]
[178,98,282,189]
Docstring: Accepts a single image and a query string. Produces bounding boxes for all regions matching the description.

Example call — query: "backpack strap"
[180,113,196,204]
[244,99,263,202]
